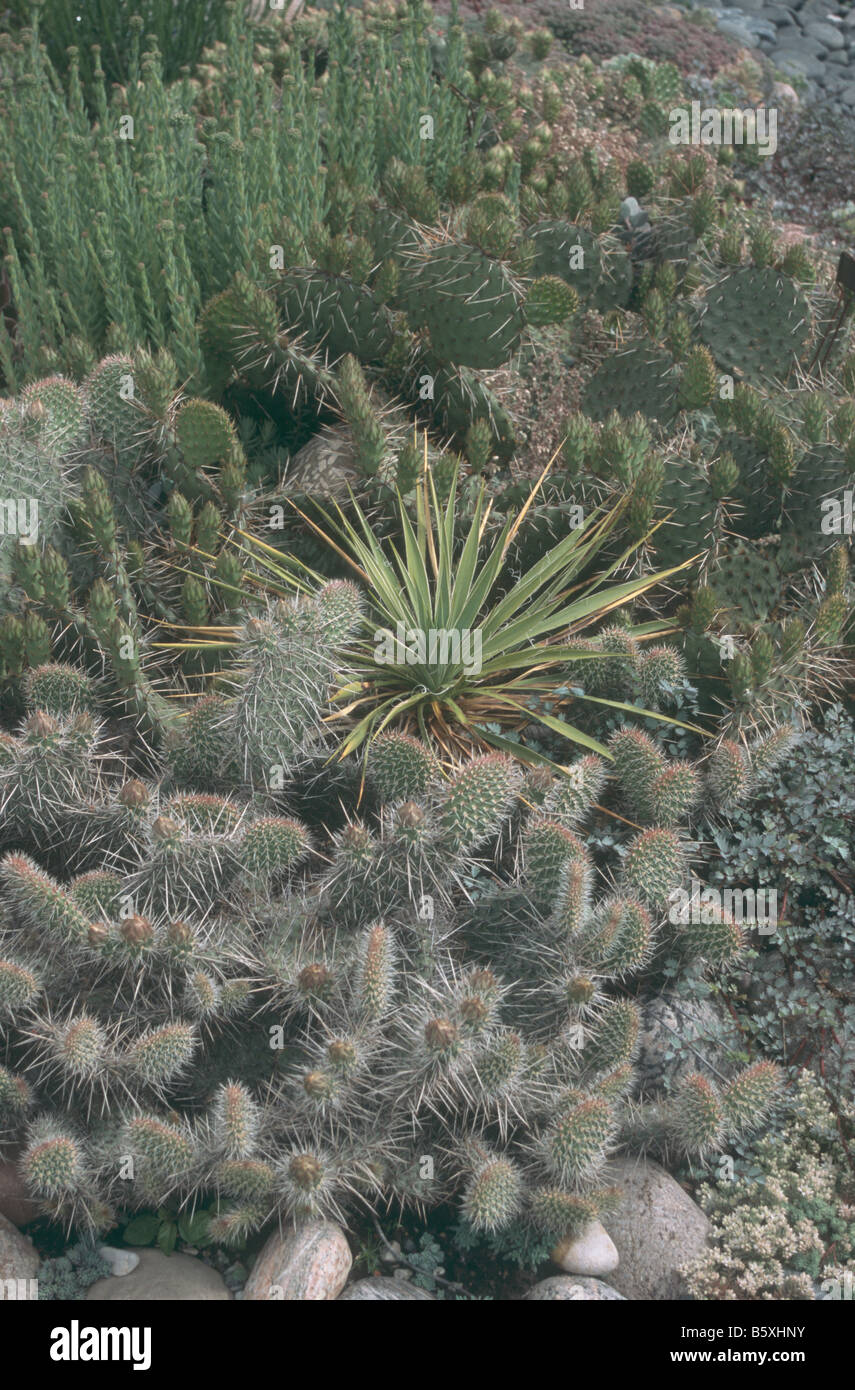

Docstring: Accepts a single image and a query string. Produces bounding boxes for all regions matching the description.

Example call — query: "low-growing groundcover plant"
[704,706,855,1108]
[0,583,788,1267]
[682,1074,855,1301]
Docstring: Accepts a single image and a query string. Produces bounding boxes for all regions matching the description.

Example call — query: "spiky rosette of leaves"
[622,829,685,908]
[366,732,440,803]
[462,1153,524,1233]
[542,1093,615,1184]
[721,1061,783,1136]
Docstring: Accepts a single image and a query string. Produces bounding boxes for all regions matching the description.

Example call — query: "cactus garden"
[0,0,853,1316]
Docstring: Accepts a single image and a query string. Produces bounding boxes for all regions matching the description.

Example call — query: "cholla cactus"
[0,615,788,1251]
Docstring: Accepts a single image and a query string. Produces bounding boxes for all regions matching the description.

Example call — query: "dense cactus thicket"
[0,596,786,1245]
[0,0,852,1297]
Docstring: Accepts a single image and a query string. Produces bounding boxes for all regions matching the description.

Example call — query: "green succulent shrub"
[4,0,229,89]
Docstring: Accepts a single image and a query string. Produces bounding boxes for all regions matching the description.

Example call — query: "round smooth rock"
[97,1246,140,1277]
[338,1277,436,1300]
[717,19,762,44]
[244,1220,352,1301]
[803,20,846,48]
[602,1158,711,1301]
[770,50,829,78]
[524,1276,626,1301]
[0,1213,39,1292]
[86,1249,231,1300]
[552,1221,620,1278]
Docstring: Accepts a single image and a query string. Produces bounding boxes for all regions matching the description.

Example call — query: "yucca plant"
[177,455,703,771]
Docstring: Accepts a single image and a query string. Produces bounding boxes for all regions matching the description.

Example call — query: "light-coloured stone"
[244,1220,352,1301]
[86,1249,231,1300]
[0,1212,39,1293]
[524,1276,626,1301]
[602,1158,711,1301]
[551,1220,619,1278]
[97,1246,140,1277]
[0,1157,39,1228]
[338,1276,436,1300]
[771,80,801,102]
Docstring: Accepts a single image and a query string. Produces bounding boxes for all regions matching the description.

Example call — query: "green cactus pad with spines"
[583,343,678,423]
[699,267,811,385]
[279,269,393,363]
[84,355,144,450]
[403,243,525,370]
[20,376,88,452]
